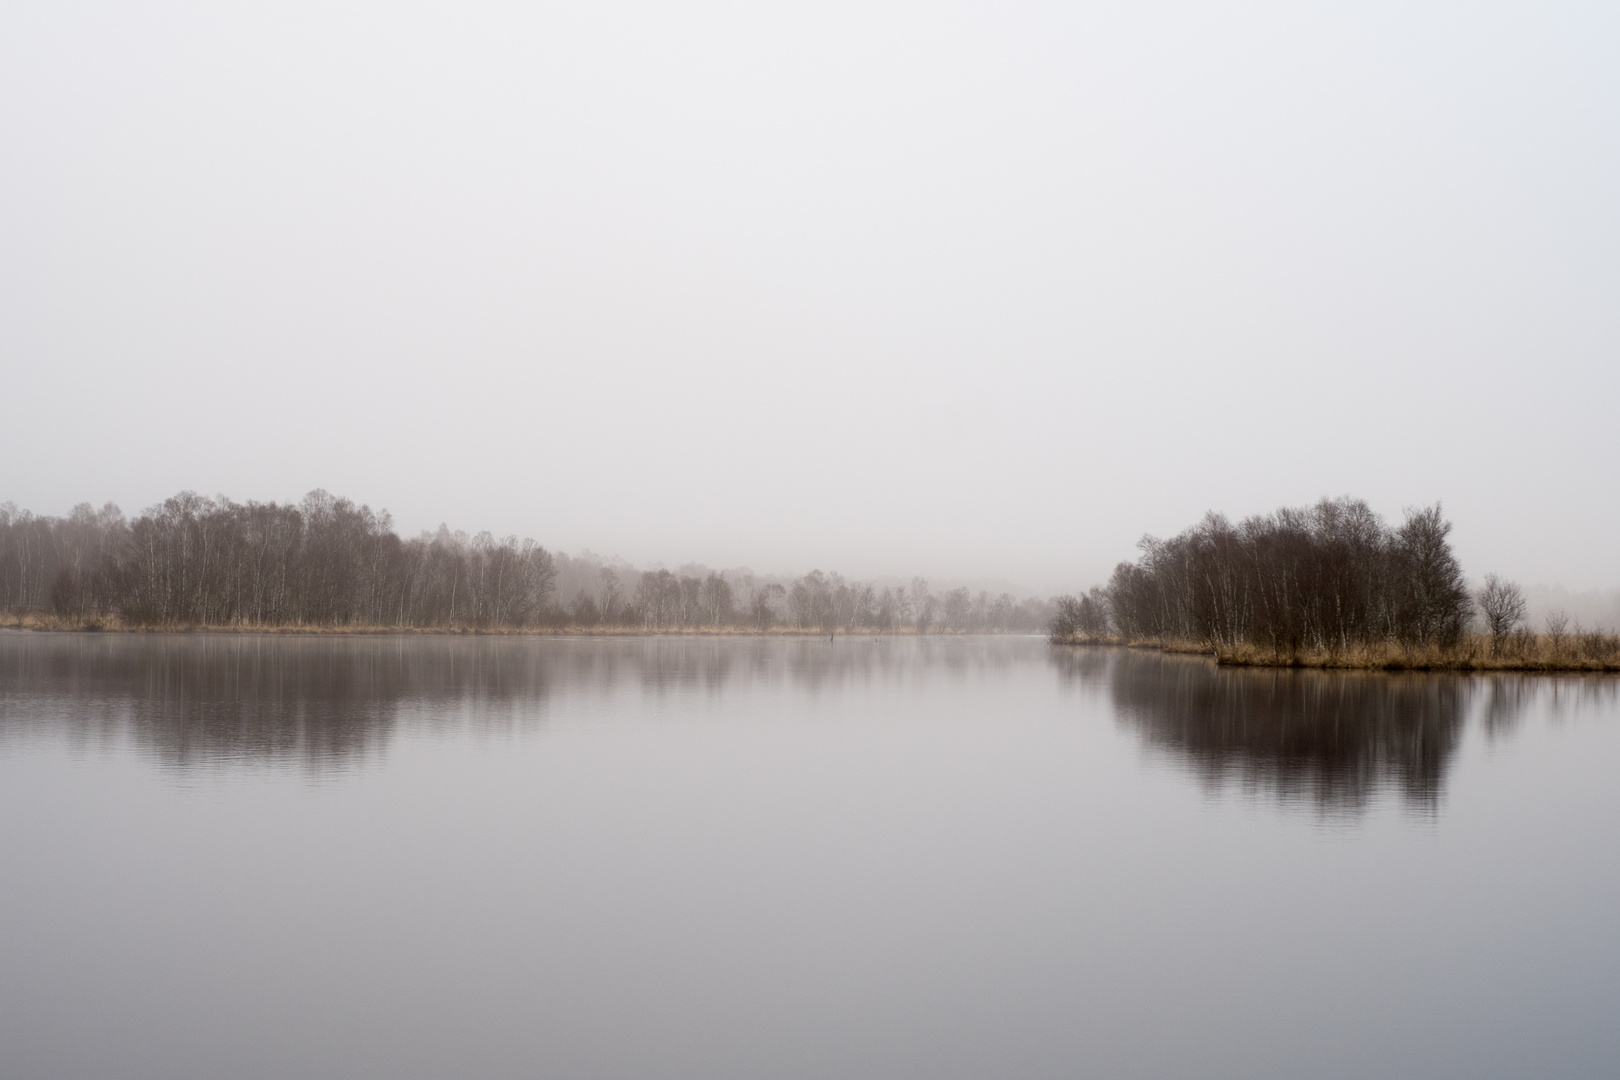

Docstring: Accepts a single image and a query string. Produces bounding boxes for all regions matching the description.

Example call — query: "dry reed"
[1051,631,1620,672]
[0,613,974,638]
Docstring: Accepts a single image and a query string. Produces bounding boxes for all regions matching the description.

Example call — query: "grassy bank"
[1051,632,1620,672]
[0,613,976,638]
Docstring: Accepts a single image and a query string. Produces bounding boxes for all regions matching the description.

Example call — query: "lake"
[2,632,1617,1079]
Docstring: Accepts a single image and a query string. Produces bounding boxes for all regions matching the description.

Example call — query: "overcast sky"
[2,0,1616,593]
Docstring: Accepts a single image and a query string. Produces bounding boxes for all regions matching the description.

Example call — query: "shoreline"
[1050,634,1620,673]
[0,614,1006,639]
[8,614,1615,671]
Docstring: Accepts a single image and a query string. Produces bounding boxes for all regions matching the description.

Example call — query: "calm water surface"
[2,632,1617,1079]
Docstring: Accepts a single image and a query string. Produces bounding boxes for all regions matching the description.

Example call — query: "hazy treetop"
[2,1,1616,591]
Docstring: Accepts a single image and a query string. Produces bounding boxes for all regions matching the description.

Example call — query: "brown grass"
[0,613,978,638]
[1052,630,1620,672]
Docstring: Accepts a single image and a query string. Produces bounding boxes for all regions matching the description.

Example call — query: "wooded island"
[1048,498,1619,671]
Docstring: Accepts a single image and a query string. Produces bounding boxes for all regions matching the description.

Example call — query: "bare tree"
[1477,574,1527,651]
[678,575,704,627]
[1076,587,1111,636]
[1049,595,1082,641]
[570,590,601,627]
[1546,610,1570,657]
[598,568,624,625]
[910,577,932,633]
[749,582,784,630]
[635,570,681,629]
[700,572,733,626]
[847,582,876,631]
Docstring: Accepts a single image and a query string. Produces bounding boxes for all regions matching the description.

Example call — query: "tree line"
[561,566,1052,634]
[1,491,1056,633]
[1,491,558,628]
[1050,498,1478,652]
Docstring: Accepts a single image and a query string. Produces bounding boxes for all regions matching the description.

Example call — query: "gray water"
[1,632,1617,1079]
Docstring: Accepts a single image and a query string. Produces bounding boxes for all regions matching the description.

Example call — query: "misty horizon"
[3,2,1616,594]
[6,487,1619,633]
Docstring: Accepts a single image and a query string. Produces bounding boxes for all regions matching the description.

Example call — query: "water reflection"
[1123,654,1464,811]
[0,634,418,769]
[1481,675,1537,740]
[0,633,1035,770]
[1050,648,1620,813]
[3,634,1611,809]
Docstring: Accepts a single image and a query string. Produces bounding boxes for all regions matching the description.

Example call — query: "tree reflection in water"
[3,635,1606,806]
[1055,648,1483,813]
[0,633,1035,771]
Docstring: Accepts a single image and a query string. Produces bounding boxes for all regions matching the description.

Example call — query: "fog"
[3,1,1616,594]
